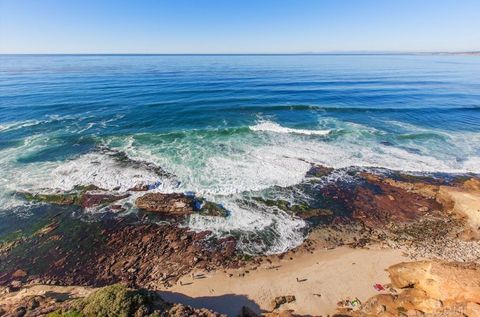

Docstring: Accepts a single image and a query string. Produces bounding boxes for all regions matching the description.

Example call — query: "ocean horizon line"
[1,51,479,56]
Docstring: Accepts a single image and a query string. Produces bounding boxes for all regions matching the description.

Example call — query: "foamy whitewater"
[1,54,480,254]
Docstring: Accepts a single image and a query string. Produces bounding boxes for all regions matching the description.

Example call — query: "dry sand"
[159,246,410,316]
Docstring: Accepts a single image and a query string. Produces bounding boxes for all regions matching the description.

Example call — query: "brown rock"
[462,177,480,191]
[270,295,296,311]
[352,173,441,226]
[136,193,195,215]
[388,261,480,304]
[343,260,480,317]
[80,191,129,208]
[263,310,296,317]
[11,270,27,279]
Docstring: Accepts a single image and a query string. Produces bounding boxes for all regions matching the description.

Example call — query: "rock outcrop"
[136,193,230,218]
[20,185,129,209]
[270,295,296,310]
[352,173,442,227]
[388,261,480,305]
[136,193,195,215]
[0,218,238,289]
[337,260,480,317]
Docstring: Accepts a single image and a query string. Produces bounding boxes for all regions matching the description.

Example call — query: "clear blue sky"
[1,0,479,54]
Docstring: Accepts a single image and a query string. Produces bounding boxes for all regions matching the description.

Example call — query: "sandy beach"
[160,246,409,316]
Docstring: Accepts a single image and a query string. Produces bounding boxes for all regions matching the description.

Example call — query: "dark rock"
[19,185,129,209]
[306,164,334,178]
[242,305,261,317]
[197,200,229,217]
[20,192,77,205]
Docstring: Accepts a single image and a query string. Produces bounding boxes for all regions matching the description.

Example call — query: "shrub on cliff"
[48,284,160,317]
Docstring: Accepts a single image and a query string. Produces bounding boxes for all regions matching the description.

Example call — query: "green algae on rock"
[197,200,229,217]
[19,185,129,209]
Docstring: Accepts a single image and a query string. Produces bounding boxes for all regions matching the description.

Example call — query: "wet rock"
[80,191,129,208]
[352,173,441,226]
[19,185,129,209]
[0,215,238,288]
[128,184,150,191]
[306,164,334,178]
[197,200,229,217]
[105,148,176,179]
[136,193,195,215]
[296,208,333,220]
[20,191,77,205]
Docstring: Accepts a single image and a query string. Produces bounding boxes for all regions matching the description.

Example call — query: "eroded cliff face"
[337,260,480,317]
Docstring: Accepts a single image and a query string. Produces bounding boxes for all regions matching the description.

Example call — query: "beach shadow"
[157,291,262,317]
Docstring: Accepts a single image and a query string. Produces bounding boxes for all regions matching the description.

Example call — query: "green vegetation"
[21,192,78,205]
[198,200,229,217]
[253,197,311,213]
[49,284,162,317]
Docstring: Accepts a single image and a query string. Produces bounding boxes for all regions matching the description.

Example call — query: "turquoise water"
[1,54,479,253]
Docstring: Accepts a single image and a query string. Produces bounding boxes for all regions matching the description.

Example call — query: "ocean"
[1,54,479,253]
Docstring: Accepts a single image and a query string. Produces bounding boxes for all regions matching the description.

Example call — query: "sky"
[0,0,479,54]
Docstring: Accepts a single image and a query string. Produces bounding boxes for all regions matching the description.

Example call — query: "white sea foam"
[2,117,479,254]
[0,120,41,132]
[47,153,171,192]
[186,199,306,255]
[250,120,330,136]
[0,150,176,211]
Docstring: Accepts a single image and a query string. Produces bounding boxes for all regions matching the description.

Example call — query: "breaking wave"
[250,120,331,136]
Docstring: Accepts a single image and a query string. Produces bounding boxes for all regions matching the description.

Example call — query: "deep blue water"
[1,54,479,253]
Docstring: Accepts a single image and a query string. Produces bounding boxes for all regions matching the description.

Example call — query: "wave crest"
[249,121,330,136]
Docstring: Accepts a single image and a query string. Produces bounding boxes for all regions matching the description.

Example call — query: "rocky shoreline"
[1,159,479,316]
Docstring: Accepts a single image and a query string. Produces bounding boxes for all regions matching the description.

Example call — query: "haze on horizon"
[0,0,479,54]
